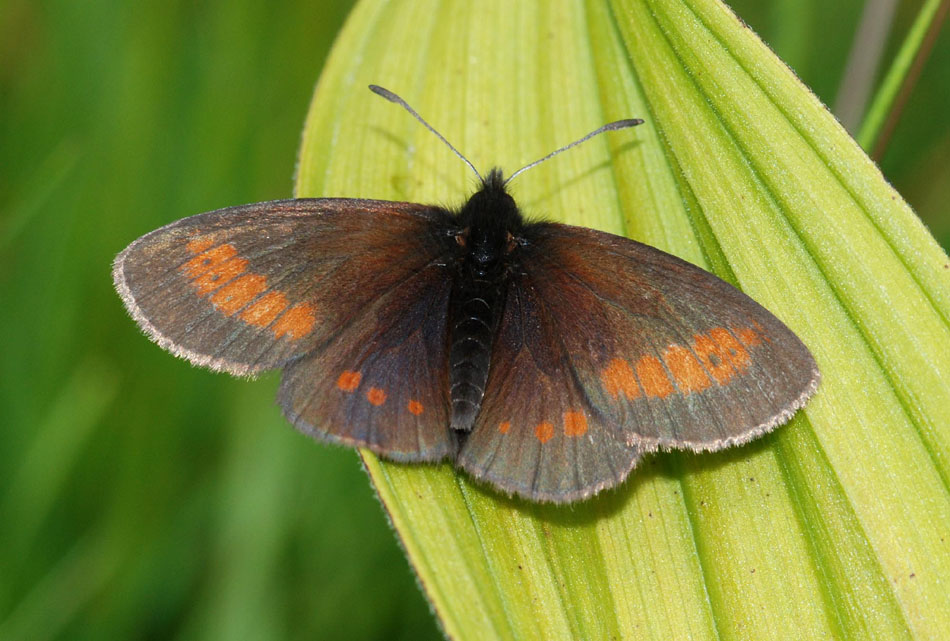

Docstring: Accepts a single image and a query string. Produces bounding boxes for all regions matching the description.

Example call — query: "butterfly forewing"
[114,198,450,376]
[537,225,817,441]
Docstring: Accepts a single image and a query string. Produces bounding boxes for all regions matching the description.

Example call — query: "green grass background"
[0,0,947,639]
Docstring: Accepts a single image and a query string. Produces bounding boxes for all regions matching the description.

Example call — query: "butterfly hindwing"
[456,277,643,502]
[459,222,819,501]
[114,198,451,376]
[278,256,456,461]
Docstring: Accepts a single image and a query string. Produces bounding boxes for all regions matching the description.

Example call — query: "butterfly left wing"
[458,222,819,502]
[115,197,459,461]
[114,198,453,376]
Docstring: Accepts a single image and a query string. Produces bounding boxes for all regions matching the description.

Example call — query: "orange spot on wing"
[240,291,289,327]
[186,236,215,253]
[366,387,387,406]
[710,327,751,371]
[664,345,711,393]
[336,370,361,392]
[181,244,248,295]
[498,421,511,434]
[193,259,247,295]
[534,422,554,444]
[693,332,736,384]
[600,358,640,400]
[563,411,588,437]
[735,325,762,347]
[408,400,424,415]
[211,274,267,315]
[272,303,316,340]
[635,355,674,398]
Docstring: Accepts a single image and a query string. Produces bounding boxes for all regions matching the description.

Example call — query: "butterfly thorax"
[447,169,525,432]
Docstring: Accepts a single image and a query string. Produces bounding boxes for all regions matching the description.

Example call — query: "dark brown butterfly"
[113,85,819,502]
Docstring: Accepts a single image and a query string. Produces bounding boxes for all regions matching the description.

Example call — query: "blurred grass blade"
[0,357,117,566]
[833,0,899,133]
[0,141,79,250]
[0,530,119,641]
[296,0,950,638]
[857,0,950,157]
[181,387,297,641]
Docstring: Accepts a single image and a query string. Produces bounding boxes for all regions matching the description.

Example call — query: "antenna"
[370,84,644,187]
[369,85,484,183]
[503,118,644,186]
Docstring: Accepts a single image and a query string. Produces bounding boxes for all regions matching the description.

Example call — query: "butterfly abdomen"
[448,249,509,432]
[447,174,525,432]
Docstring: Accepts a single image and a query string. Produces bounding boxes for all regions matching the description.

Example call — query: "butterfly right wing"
[458,222,818,502]
[515,223,820,452]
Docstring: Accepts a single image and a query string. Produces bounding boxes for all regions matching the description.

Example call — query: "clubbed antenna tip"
[369,85,483,183]
[503,118,644,186]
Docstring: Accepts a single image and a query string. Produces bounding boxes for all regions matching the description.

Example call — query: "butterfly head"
[455,168,525,264]
[368,84,642,266]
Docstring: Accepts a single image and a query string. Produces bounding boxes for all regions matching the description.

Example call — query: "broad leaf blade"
[295,0,950,638]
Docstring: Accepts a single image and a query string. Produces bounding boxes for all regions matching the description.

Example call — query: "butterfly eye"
[505,232,517,254]
[454,228,469,247]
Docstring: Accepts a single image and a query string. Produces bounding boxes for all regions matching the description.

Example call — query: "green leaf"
[295,0,950,638]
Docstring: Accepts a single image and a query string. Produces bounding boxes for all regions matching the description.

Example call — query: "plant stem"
[857,0,950,159]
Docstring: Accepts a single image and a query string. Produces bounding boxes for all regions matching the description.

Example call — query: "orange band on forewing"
[692,332,736,384]
[735,325,762,347]
[186,236,216,254]
[602,327,760,405]
[272,303,316,340]
[182,240,315,341]
[240,291,289,327]
[211,274,267,315]
[563,411,588,437]
[635,355,674,398]
[709,327,751,371]
[181,244,248,295]
[663,344,711,393]
[182,242,236,280]
[600,358,640,400]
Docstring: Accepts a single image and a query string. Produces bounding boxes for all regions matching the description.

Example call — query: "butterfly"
[113,85,820,503]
